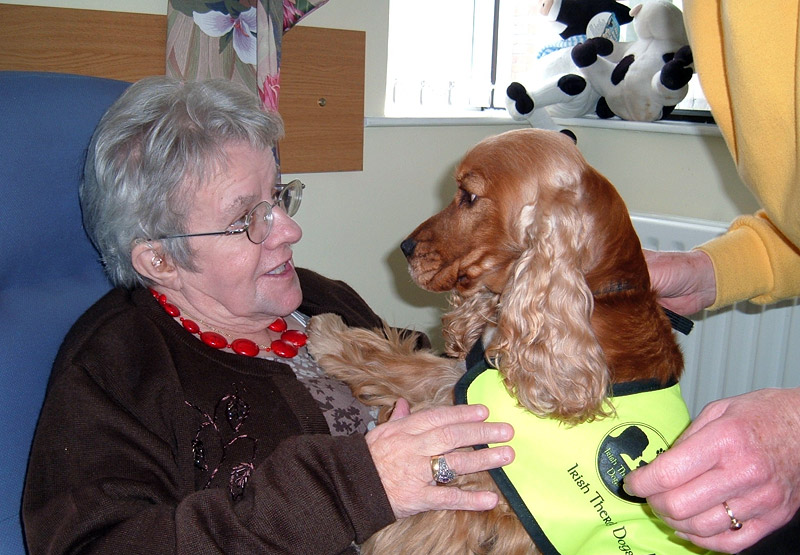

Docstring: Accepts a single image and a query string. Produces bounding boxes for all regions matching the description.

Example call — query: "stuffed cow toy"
[506,0,694,123]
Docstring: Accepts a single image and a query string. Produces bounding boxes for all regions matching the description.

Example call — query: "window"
[385,0,710,120]
[385,0,495,114]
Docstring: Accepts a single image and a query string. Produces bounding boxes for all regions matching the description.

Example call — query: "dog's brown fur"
[307,128,684,553]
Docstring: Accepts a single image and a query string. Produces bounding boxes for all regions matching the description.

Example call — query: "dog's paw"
[306,313,349,360]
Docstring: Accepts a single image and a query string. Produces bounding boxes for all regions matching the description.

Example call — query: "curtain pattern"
[166,0,329,111]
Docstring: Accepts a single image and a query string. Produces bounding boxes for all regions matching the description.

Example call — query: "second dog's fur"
[307,129,684,553]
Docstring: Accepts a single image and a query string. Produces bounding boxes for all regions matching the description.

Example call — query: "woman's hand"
[644,249,717,315]
[365,398,514,519]
[624,388,800,553]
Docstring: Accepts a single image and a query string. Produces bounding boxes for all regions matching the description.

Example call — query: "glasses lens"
[276,179,303,217]
[245,201,273,244]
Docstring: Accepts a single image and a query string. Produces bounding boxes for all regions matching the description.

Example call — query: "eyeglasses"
[154,179,304,245]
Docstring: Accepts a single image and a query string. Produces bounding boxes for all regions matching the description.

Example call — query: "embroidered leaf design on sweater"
[185,386,258,499]
[192,438,207,470]
[225,394,250,431]
[230,462,254,500]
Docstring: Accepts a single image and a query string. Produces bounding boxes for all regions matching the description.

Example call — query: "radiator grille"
[632,214,800,417]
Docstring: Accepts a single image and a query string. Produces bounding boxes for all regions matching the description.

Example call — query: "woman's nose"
[265,207,302,246]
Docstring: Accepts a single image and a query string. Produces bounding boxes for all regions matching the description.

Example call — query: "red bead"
[268,318,287,332]
[162,302,180,317]
[200,331,228,349]
[281,330,308,347]
[231,338,259,357]
[270,339,298,358]
[158,293,168,306]
[181,318,200,334]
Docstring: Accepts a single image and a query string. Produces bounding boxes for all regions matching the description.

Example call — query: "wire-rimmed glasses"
[153,179,304,245]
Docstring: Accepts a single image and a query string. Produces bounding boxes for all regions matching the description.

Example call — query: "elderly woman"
[21,77,514,553]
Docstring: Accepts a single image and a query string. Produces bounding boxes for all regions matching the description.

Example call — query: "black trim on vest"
[455,339,560,554]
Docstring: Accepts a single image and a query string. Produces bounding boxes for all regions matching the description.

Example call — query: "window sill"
[365,113,721,137]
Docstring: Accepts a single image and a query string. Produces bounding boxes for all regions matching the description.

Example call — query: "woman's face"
[172,142,303,327]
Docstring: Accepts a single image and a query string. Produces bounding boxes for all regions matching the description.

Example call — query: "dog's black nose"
[400,238,417,258]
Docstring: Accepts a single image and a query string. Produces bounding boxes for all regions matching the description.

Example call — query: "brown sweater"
[22,269,396,554]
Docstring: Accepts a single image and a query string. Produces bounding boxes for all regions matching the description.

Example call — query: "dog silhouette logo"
[596,423,668,503]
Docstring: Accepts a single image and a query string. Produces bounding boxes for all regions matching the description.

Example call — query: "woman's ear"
[131,240,179,287]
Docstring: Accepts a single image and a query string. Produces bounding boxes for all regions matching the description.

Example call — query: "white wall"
[4,0,758,348]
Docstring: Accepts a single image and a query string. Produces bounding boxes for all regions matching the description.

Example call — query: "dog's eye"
[459,190,478,206]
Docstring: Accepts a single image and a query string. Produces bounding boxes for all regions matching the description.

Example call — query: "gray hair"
[80,77,284,288]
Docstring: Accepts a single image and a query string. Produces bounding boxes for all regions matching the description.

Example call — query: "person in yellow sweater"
[624,2,800,554]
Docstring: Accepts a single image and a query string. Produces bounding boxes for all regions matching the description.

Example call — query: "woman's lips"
[265,260,293,276]
[267,263,286,275]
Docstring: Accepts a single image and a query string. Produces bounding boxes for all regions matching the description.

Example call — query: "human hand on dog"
[624,387,800,553]
[643,249,717,315]
[365,398,514,519]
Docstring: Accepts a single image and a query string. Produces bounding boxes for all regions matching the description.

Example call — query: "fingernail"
[621,481,634,497]
[675,532,689,541]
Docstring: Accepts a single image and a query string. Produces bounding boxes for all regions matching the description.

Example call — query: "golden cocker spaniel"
[307,128,686,554]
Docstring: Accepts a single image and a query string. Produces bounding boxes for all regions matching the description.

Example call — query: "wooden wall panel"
[0,5,365,173]
[0,5,166,80]
[278,26,366,173]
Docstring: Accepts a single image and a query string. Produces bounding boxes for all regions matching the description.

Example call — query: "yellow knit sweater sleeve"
[683,1,800,309]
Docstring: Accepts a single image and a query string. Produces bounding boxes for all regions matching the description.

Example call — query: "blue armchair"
[0,72,130,553]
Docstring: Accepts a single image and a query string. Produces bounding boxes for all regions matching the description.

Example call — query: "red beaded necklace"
[150,289,307,358]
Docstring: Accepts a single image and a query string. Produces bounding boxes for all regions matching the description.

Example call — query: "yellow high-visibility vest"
[455,342,718,555]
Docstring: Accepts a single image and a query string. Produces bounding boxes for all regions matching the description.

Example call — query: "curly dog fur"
[307,128,684,553]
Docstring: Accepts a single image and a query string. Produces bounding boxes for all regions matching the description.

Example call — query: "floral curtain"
[166,1,329,112]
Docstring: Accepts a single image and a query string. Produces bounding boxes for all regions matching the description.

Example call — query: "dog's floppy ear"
[489,190,611,423]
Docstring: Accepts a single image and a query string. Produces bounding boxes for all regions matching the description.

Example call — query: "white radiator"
[632,213,800,417]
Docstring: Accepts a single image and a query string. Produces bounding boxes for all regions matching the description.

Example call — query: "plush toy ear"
[489,194,610,423]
